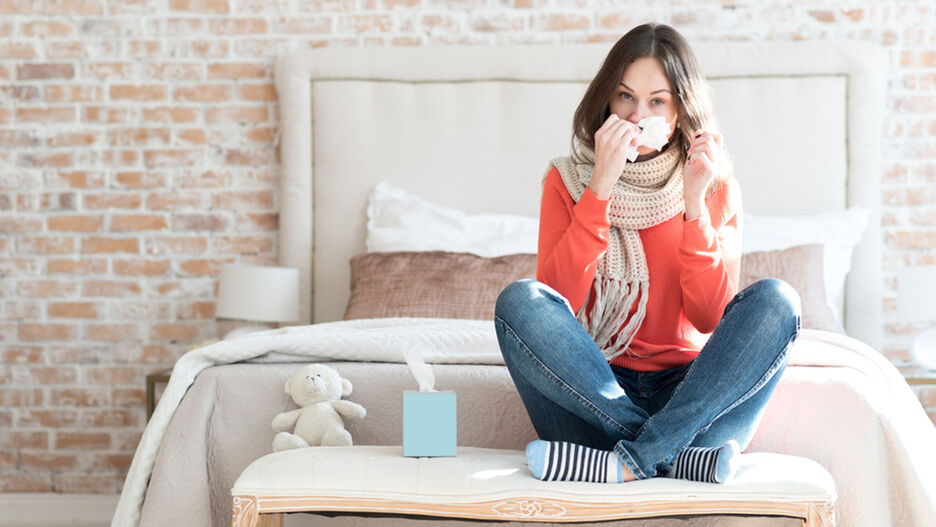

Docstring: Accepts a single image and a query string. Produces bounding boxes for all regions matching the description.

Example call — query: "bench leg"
[232,496,259,527]
[803,501,835,527]
[258,513,283,527]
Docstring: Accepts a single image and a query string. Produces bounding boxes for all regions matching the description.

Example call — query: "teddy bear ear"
[284,376,293,395]
[341,378,352,397]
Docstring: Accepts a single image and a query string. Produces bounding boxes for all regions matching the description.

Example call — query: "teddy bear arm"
[331,400,366,419]
[271,408,303,432]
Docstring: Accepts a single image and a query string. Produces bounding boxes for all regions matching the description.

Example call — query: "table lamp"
[216,264,299,340]
[897,265,936,371]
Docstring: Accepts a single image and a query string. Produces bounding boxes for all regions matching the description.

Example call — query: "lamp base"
[222,324,274,340]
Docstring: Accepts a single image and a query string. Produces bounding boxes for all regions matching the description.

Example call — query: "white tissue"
[402,342,436,392]
[625,115,670,162]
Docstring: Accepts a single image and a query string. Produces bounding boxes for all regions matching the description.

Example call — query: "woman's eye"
[651,99,665,106]
[619,92,633,100]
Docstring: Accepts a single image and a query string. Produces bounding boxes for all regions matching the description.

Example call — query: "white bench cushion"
[232,446,836,523]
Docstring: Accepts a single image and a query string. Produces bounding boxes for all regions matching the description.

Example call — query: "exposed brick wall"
[1,0,934,493]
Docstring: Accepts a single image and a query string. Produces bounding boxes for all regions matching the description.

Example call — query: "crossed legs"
[494,278,800,481]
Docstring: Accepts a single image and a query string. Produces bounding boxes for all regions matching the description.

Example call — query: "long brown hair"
[570,23,732,196]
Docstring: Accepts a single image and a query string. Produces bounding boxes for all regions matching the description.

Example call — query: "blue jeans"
[493,278,801,480]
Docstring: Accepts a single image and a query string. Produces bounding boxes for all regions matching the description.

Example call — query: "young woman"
[494,23,802,484]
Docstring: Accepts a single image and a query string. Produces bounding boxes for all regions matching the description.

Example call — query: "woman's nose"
[627,102,652,123]
[627,109,644,123]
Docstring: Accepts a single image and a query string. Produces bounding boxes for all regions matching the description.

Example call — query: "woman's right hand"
[589,114,640,200]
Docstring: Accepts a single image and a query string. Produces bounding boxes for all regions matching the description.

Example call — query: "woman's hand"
[589,114,641,200]
[683,129,724,220]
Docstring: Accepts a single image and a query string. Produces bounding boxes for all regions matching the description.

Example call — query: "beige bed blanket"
[114,319,936,527]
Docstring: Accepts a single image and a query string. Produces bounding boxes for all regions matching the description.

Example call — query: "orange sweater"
[537,166,743,371]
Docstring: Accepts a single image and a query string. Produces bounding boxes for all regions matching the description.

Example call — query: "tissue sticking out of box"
[625,115,671,162]
[402,342,436,392]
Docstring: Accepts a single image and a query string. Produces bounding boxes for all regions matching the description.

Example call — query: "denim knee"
[744,278,802,337]
[495,278,573,320]
[494,279,538,323]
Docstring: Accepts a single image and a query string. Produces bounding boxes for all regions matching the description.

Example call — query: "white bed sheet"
[116,321,936,527]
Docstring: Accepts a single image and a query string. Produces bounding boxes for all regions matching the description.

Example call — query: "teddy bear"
[271,364,366,452]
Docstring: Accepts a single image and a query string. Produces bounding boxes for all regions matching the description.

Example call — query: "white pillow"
[367,180,871,327]
[742,207,872,327]
[365,181,538,257]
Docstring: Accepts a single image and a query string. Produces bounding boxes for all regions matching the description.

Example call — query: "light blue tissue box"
[402,390,457,457]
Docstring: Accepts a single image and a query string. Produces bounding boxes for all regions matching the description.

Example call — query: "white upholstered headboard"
[275,41,886,349]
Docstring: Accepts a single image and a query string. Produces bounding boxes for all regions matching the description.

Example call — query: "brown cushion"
[345,246,843,333]
[343,251,537,321]
[740,244,844,333]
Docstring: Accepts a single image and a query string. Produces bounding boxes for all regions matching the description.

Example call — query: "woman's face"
[608,56,679,156]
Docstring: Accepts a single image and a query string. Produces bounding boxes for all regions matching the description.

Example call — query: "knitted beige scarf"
[548,142,685,362]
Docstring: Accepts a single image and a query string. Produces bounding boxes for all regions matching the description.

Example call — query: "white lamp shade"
[897,266,936,323]
[216,265,299,323]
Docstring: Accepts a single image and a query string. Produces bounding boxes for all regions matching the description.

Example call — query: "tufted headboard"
[275,41,886,349]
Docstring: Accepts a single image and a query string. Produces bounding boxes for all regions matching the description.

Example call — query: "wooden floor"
[0,493,119,527]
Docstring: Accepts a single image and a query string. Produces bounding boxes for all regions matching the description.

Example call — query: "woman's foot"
[525,439,741,484]
[668,440,740,483]
[525,440,634,483]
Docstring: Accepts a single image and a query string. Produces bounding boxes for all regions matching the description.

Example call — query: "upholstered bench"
[231,445,836,527]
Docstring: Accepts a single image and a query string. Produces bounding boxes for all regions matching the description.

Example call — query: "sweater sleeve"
[536,167,611,314]
[677,177,743,334]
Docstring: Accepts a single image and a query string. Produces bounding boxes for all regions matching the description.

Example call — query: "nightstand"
[900,367,936,386]
[146,369,172,422]
[900,367,936,427]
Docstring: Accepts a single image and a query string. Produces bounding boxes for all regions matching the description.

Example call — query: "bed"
[113,41,936,527]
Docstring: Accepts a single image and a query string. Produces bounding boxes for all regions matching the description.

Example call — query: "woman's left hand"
[684,129,724,209]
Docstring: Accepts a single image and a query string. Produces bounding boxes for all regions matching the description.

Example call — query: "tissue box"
[402,390,457,457]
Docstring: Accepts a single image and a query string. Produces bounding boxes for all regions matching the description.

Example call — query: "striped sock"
[669,440,740,483]
[525,440,624,483]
